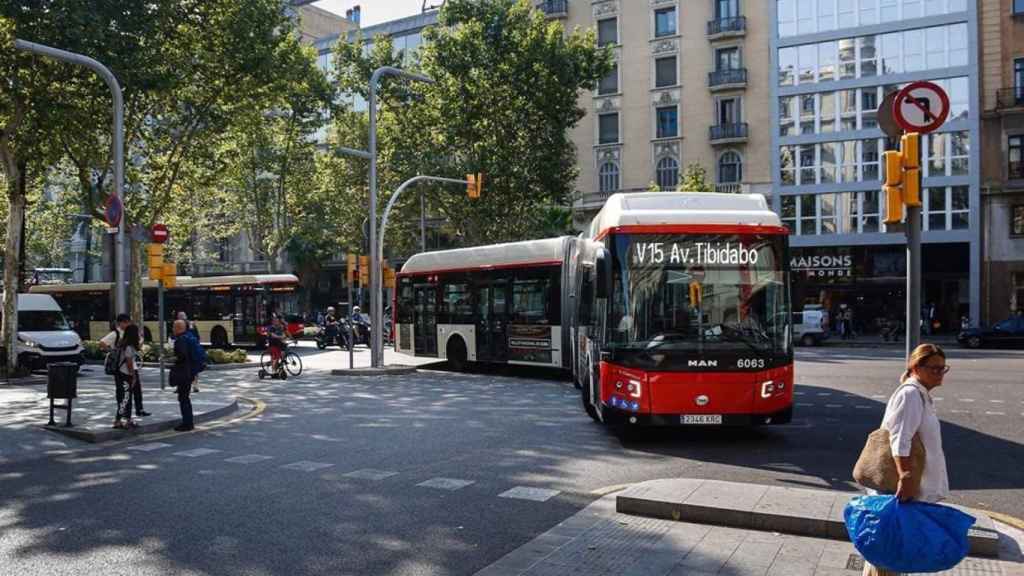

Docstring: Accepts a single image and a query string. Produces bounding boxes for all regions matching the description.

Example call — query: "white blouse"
[881,378,949,503]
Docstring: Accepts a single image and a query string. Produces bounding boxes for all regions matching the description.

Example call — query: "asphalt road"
[0,343,1021,575]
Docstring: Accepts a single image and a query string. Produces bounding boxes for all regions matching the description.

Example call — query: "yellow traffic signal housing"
[162,261,177,288]
[466,173,478,199]
[359,255,369,284]
[884,185,904,224]
[383,267,396,290]
[688,281,702,307]
[346,254,357,283]
[146,244,164,281]
[901,133,920,169]
[883,150,903,187]
[903,167,921,207]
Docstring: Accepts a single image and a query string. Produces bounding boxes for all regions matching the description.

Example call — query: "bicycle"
[258,348,303,379]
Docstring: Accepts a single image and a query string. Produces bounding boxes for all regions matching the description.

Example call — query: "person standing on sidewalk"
[171,320,194,432]
[112,324,142,429]
[177,311,201,393]
[863,343,951,576]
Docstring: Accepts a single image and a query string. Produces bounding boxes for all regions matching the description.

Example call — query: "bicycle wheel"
[284,351,303,377]
[259,351,272,373]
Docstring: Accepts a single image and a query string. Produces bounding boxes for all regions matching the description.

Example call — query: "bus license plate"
[682,415,723,425]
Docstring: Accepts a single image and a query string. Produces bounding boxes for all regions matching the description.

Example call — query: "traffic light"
[383,266,396,290]
[346,254,357,283]
[359,255,369,284]
[883,150,904,225]
[901,133,921,207]
[146,244,164,281]
[466,172,484,199]
[162,261,177,288]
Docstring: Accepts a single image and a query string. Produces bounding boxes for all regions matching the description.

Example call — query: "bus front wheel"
[446,336,467,372]
[582,371,600,423]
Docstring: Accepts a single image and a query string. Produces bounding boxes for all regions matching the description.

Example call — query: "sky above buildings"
[316,0,427,27]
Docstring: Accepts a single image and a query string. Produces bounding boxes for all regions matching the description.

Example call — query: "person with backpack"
[177,312,206,392]
[112,324,143,429]
[101,314,150,422]
[171,319,195,431]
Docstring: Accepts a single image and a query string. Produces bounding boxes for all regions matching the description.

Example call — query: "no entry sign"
[893,81,949,134]
[151,223,169,244]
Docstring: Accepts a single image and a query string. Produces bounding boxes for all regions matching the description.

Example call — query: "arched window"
[656,157,679,190]
[599,162,620,193]
[718,151,743,183]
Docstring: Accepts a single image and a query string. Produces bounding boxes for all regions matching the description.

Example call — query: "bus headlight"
[626,380,642,398]
[760,380,775,398]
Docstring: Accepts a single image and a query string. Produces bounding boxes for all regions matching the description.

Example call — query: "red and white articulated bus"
[394,192,793,427]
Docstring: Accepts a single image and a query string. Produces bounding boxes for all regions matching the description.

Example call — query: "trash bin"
[47,362,78,427]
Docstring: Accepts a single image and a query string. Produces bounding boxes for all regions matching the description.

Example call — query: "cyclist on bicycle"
[267,314,288,377]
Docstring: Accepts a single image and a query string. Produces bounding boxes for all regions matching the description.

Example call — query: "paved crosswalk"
[104,441,568,503]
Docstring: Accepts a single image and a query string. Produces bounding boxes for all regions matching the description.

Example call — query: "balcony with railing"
[537,0,568,18]
[708,68,747,91]
[714,183,748,194]
[709,122,749,144]
[996,88,1024,112]
[707,16,746,39]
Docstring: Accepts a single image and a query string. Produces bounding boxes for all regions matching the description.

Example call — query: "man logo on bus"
[688,359,718,368]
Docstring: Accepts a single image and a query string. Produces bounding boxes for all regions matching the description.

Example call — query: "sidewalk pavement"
[0,366,238,464]
[476,479,1024,576]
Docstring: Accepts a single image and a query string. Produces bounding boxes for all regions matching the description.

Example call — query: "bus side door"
[413,280,437,356]
[475,274,509,362]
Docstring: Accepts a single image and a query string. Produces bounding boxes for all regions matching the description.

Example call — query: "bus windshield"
[607,233,791,370]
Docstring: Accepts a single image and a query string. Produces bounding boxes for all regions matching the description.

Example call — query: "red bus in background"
[395,192,793,428]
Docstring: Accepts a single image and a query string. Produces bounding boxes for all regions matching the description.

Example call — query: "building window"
[598,113,619,144]
[861,190,881,233]
[926,187,947,231]
[779,47,796,86]
[820,193,838,234]
[1009,136,1024,180]
[951,186,969,230]
[950,132,969,176]
[800,194,817,235]
[1012,205,1024,237]
[799,145,818,185]
[800,94,816,135]
[655,6,677,37]
[1015,59,1024,96]
[718,151,742,183]
[820,142,837,184]
[1016,0,1024,15]
[838,141,857,183]
[598,18,618,46]
[656,157,679,189]
[781,195,797,231]
[598,63,618,95]
[820,92,835,133]
[716,0,739,20]
[655,56,678,88]
[861,88,878,129]
[718,97,740,125]
[716,47,740,71]
[780,146,796,186]
[779,96,795,136]
[599,162,620,193]
[656,106,679,138]
[818,41,836,82]
[927,133,947,177]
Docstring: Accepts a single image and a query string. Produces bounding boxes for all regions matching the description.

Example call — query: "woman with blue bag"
[849,343,973,575]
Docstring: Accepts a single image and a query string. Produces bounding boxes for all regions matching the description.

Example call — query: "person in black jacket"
[171,319,194,431]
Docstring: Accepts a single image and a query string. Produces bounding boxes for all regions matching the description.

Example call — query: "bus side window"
[578,266,594,326]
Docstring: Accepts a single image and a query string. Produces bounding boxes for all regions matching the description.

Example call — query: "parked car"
[958,316,1024,348]
[793,308,829,346]
[0,294,84,371]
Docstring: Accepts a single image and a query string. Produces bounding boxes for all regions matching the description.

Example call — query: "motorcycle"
[316,321,352,351]
[350,315,372,347]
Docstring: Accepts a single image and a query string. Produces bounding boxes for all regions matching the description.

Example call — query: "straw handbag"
[853,385,927,494]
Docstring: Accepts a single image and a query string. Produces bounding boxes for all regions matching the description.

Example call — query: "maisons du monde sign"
[790,249,854,279]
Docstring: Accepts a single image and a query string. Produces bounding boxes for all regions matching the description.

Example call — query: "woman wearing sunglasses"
[864,343,951,576]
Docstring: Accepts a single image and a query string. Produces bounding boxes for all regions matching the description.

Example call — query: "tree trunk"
[2,169,27,373]
[129,237,144,330]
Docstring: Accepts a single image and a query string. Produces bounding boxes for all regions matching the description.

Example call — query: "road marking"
[173,448,222,458]
[950,409,970,414]
[281,461,335,472]
[960,398,975,403]
[498,486,561,502]
[796,403,814,407]
[855,405,873,409]
[342,468,398,481]
[794,392,806,396]
[933,397,943,401]
[817,392,833,396]
[225,454,273,464]
[126,442,173,452]
[984,411,1006,416]
[417,477,475,491]
[871,394,887,399]
[825,404,843,408]
[990,400,1005,404]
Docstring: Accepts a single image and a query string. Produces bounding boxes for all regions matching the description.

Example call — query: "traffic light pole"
[906,206,922,356]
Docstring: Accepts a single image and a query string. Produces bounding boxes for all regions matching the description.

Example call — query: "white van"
[793,308,830,346]
[1,294,84,370]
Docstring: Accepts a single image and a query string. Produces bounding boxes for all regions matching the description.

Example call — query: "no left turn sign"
[893,81,950,134]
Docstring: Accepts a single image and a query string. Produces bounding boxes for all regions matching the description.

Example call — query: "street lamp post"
[14,40,127,316]
[337,66,433,368]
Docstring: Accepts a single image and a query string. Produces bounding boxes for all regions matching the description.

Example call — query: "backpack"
[187,332,208,377]
[104,331,121,376]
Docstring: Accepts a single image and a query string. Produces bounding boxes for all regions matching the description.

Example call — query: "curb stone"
[44,398,239,443]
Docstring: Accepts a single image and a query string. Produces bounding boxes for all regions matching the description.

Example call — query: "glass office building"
[770,0,980,335]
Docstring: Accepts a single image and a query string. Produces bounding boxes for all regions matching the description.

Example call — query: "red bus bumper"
[598,361,794,427]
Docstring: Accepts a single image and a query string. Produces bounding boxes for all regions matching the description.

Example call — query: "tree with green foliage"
[678,163,714,193]
[332,0,613,255]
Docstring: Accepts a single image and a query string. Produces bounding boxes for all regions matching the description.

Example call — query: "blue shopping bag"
[844,495,975,573]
